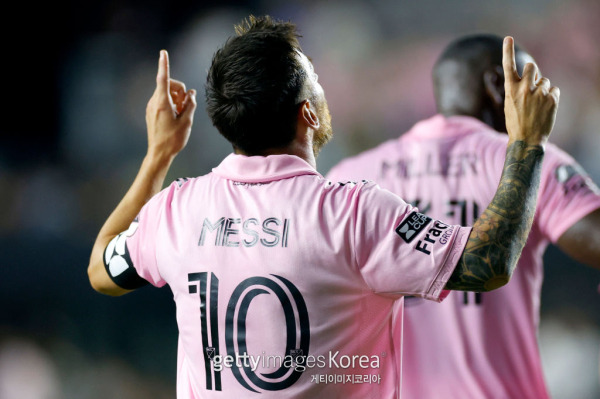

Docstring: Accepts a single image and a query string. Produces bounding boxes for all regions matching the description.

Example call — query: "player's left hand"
[145,50,197,160]
[502,36,559,147]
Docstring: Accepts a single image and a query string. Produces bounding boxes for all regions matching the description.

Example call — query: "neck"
[234,141,317,169]
[438,106,504,133]
[480,108,506,132]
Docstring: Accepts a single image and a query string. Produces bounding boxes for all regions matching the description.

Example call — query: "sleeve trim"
[424,226,471,302]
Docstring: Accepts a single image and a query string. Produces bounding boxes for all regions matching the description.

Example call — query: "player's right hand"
[503,36,559,146]
[145,50,197,160]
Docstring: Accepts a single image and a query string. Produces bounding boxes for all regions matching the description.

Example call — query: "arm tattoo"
[446,140,545,292]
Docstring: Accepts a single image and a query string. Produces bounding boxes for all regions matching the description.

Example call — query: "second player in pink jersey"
[87,20,560,398]
[328,34,600,399]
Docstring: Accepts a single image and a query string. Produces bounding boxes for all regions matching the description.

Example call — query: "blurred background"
[1,0,600,397]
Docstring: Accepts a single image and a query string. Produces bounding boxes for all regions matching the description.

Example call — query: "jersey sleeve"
[353,182,471,301]
[536,144,600,243]
[103,181,182,289]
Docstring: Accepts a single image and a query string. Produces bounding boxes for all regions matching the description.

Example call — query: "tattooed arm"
[446,142,544,291]
[446,37,560,292]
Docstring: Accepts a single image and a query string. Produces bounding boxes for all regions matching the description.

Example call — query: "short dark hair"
[434,34,524,74]
[205,15,308,154]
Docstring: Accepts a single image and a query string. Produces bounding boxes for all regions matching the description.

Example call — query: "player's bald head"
[433,34,533,128]
[435,35,506,76]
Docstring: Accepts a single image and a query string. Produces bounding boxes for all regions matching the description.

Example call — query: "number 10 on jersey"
[188,272,311,392]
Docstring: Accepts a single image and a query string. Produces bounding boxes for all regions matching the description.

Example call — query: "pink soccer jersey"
[104,153,470,398]
[327,114,600,399]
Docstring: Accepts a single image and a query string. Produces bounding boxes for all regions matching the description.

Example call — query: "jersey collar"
[404,114,495,140]
[212,153,321,183]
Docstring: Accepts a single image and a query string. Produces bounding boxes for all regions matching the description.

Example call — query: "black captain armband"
[103,223,149,290]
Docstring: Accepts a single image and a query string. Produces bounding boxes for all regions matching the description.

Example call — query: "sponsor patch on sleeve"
[395,211,432,243]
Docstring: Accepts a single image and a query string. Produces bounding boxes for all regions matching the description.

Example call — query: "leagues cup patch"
[395,211,432,243]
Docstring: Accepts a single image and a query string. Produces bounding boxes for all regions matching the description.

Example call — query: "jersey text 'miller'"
[381,153,478,178]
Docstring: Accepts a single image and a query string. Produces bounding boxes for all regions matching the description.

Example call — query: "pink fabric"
[327,114,600,399]
[123,153,469,398]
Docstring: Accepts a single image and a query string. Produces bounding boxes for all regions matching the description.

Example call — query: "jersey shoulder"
[167,173,215,193]
[326,138,399,182]
[460,125,508,151]
[146,174,213,210]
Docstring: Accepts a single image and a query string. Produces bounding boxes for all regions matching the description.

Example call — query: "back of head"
[206,16,308,155]
[433,34,519,124]
[435,34,505,76]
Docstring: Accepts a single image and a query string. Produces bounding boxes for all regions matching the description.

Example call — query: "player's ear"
[483,65,505,107]
[298,100,320,130]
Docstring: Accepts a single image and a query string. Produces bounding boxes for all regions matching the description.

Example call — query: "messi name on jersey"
[198,217,290,248]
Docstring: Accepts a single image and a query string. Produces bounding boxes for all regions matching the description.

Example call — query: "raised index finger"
[502,37,519,85]
[156,50,171,97]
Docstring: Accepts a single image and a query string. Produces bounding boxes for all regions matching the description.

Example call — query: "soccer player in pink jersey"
[87,18,559,398]
[327,34,600,399]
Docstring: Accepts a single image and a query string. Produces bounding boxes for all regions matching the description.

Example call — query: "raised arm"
[446,37,560,292]
[87,50,197,296]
